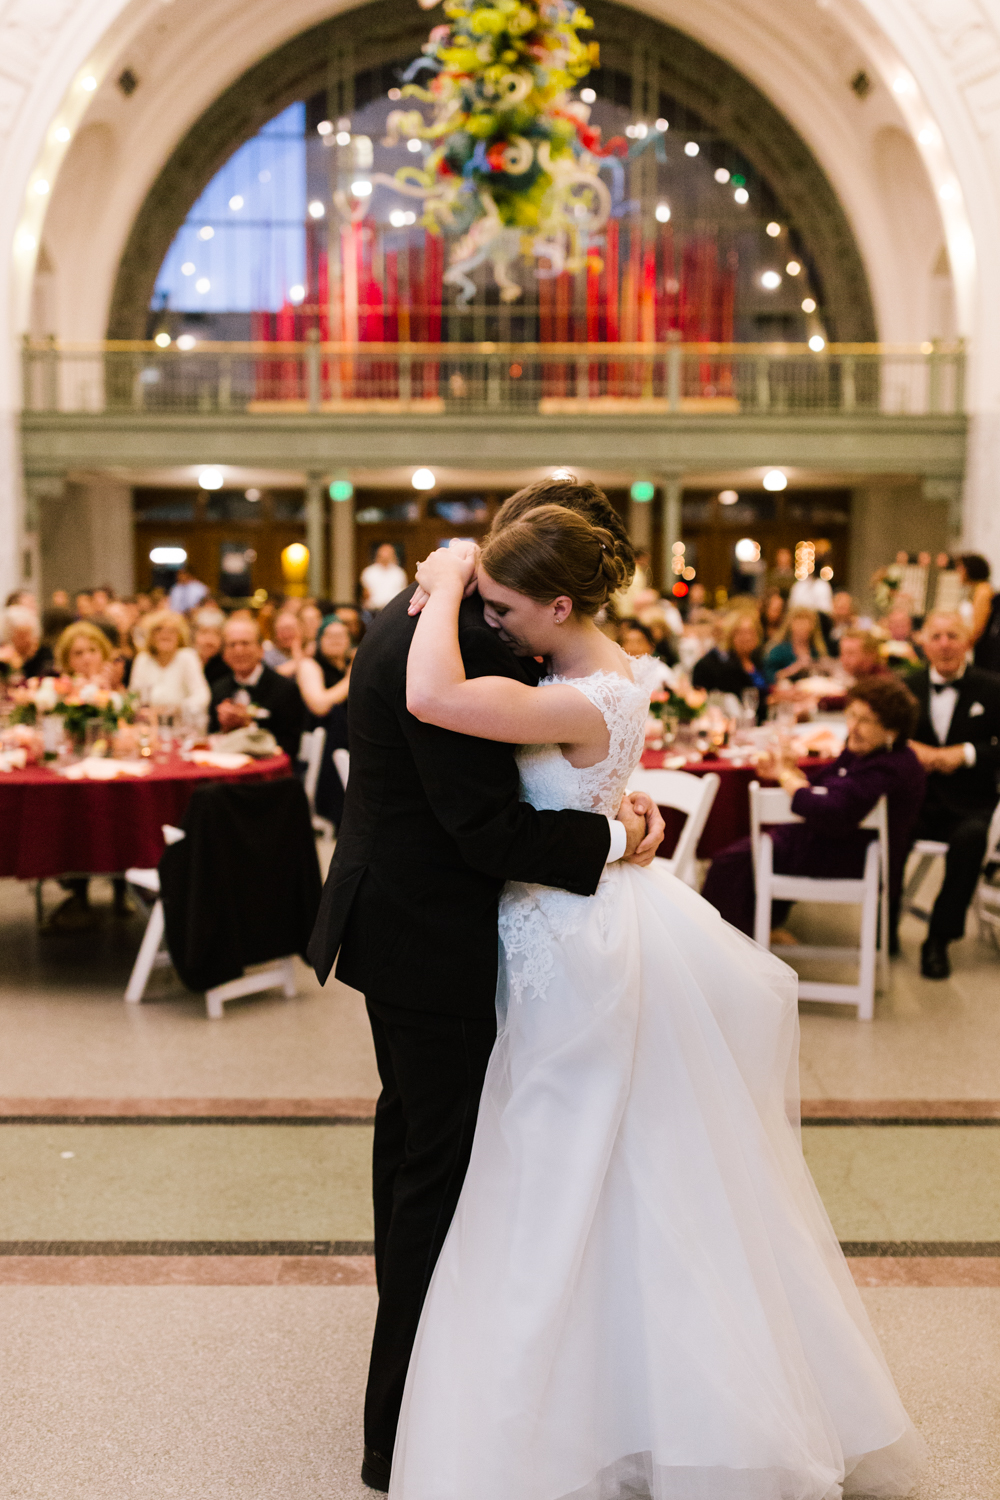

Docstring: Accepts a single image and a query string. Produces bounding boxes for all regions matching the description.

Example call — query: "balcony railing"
[22,339,965,418]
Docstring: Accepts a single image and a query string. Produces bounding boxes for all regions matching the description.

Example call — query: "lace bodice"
[514,668,650,818]
[499,667,650,1006]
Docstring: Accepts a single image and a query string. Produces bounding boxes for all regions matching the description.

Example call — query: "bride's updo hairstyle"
[479,504,630,617]
[491,474,635,587]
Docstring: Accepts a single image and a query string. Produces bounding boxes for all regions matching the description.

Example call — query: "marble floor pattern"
[2,874,1000,1496]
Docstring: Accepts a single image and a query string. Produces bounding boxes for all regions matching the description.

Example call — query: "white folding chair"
[124,824,298,1019]
[973,801,1000,947]
[332,748,350,789]
[299,727,334,838]
[902,839,949,922]
[749,782,890,1020]
[627,768,720,886]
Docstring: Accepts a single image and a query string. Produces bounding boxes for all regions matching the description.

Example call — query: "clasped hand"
[408,541,480,615]
[618,792,665,867]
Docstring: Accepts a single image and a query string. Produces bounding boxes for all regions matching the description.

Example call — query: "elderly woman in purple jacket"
[702,676,926,948]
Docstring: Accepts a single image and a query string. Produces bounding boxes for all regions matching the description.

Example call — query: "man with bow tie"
[908,612,1000,978]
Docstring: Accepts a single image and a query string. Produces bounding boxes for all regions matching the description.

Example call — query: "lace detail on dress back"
[514,668,650,820]
[498,668,650,1006]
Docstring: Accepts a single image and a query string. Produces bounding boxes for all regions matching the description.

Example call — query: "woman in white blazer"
[130,609,210,716]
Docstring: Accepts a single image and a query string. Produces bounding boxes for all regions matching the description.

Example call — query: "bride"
[392,504,924,1500]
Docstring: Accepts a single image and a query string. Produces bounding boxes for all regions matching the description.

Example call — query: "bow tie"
[931,677,962,693]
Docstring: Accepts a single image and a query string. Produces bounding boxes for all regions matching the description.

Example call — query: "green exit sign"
[630,480,655,502]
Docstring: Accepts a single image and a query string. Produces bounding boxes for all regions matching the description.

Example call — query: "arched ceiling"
[106,0,876,342]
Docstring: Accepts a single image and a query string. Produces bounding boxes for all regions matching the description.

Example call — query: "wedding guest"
[764,547,795,599]
[764,607,828,684]
[361,543,409,612]
[957,554,996,659]
[191,607,229,686]
[263,610,306,678]
[333,603,366,646]
[907,611,1000,978]
[828,591,857,652]
[299,600,322,657]
[788,569,834,616]
[760,589,787,649]
[50,589,70,610]
[41,606,75,657]
[878,606,921,668]
[167,564,208,615]
[0,606,51,681]
[692,611,768,716]
[129,609,210,715]
[636,608,679,667]
[74,590,94,618]
[297,616,353,825]
[618,619,675,693]
[54,619,113,678]
[836,629,893,685]
[209,617,303,759]
[5,589,37,612]
[702,677,924,943]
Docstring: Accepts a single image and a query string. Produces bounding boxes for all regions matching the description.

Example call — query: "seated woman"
[296,615,352,826]
[760,588,787,651]
[764,606,830,684]
[701,676,925,946]
[692,611,768,718]
[129,609,211,719]
[617,618,676,693]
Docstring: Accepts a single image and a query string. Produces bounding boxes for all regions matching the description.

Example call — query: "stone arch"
[107,0,877,342]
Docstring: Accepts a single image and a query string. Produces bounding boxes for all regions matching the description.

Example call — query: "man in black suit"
[208,616,303,759]
[308,478,663,1491]
[908,611,1000,978]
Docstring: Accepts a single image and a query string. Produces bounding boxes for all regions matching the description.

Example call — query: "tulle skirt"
[389,862,925,1500]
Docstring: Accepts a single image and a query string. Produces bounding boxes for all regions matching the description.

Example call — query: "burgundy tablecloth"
[0,754,292,879]
[640,750,833,861]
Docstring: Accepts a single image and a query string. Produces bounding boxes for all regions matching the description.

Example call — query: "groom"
[308,477,664,1491]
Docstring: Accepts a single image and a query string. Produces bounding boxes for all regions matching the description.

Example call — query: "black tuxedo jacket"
[307,588,612,1016]
[209,663,304,760]
[910,665,1000,817]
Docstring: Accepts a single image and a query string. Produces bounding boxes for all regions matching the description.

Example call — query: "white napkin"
[0,748,28,773]
[59,757,151,780]
[186,750,252,770]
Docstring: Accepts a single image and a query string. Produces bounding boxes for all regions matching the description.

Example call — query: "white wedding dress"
[390,668,925,1500]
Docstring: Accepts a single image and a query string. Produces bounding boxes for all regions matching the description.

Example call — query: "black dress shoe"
[361,1446,391,1492]
[920,937,951,980]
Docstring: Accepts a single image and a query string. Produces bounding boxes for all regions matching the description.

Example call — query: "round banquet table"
[0,753,292,880]
[639,749,833,861]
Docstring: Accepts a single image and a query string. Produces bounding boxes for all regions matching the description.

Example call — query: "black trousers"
[364,997,497,1459]
[912,804,992,942]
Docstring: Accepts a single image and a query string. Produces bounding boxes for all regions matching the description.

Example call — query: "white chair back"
[627,768,720,886]
[299,727,327,817]
[332,748,350,789]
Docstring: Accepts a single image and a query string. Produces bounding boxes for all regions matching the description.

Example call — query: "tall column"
[305,471,326,599]
[658,472,683,595]
[628,489,653,555]
[331,484,356,603]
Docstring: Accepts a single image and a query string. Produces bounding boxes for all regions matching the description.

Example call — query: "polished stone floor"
[1,872,999,1497]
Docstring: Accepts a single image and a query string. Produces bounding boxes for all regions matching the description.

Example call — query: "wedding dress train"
[390,669,925,1500]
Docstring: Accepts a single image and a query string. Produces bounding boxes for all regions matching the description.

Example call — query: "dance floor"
[1,873,998,1497]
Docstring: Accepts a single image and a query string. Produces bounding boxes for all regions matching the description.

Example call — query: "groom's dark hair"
[492,476,635,586]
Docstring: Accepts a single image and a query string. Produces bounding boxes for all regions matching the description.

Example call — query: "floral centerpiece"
[648,680,708,726]
[10,676,138,750]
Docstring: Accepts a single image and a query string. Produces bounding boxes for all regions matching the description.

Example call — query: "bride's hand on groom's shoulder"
[620,791,666,867]
[409,541,481,615]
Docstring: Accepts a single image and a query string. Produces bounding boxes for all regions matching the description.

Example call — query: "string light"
[734,187,749,204]
[684,141,699,157]
[763,470,787,492]
[786,260,801,275]
[802,297,817,313]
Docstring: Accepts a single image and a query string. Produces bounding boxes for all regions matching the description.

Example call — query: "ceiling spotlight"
[734,538,761,562]
[786,260,801,275]
[352,180,372,197]
[766,221,781,237]
[406,138,423,153]
[245,488,262,501]
[33,179,50,195]
[195,277,210,293]
[81,75,98,92]
[336,130,351,146]
[718,489,739,505]
[150,547,187,566]
[760,270,782,290]
[684,141,699,157]
[197,225,214,240]
[308,200,325,218]
[199,467,225,491]
[762,470,788,492]
[176,334,196,350]
[229,195,244,211]
[655,203,671,223]
[802,297,817,313]
[808,334,826,352]
[734,187,749,204]
[54,126,71,143]
[580,87,596,104]
[154,331,171,348]
[412,468,436,490]
[714,168,730,183]
[317,120,333,136]
[655,118,668,132]
[181,262,195,276]
[288,284,306,304]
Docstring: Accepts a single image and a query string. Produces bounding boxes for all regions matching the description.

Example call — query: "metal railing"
[22,339,965,418]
